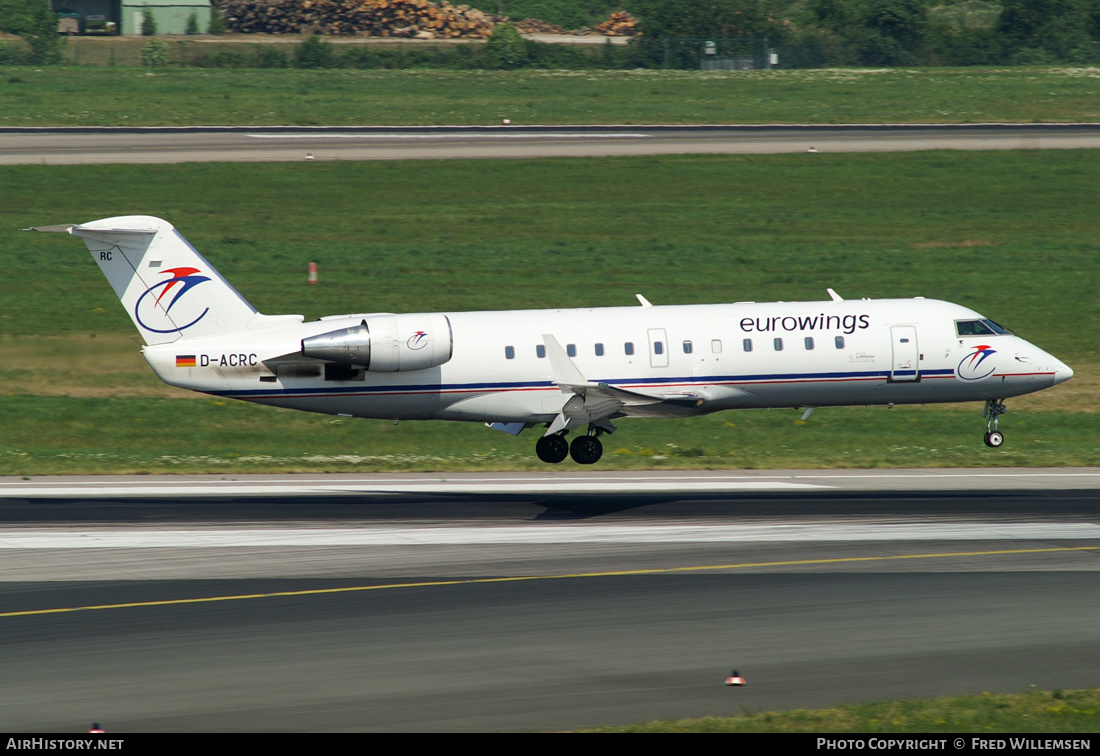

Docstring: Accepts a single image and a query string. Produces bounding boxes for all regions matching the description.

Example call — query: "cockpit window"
[956,319,1011,337]
[957,320,994,336]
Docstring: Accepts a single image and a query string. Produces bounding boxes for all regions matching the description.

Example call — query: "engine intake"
[301,313,453,372]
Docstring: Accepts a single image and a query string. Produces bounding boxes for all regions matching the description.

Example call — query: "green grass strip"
[587,688,1100,732]
[3,67,1100,126]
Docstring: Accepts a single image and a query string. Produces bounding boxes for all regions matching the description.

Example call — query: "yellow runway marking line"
[3,544,1098,618]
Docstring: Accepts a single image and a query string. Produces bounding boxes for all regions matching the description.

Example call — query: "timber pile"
[510,18,563,34]
[593,10,638,36]
[216,0,496,38]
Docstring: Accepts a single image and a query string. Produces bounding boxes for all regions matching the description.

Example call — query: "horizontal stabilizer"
[24,224,76,233]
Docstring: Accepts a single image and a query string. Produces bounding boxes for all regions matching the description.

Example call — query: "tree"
[630,0,779,40]
[207,5,227,34]
[185,10,199,35]
[999,0,1100,61]
[0,0,62,64]
[141,5,157,36]
[482,23,529,69]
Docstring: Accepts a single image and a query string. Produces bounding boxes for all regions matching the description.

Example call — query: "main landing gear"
[983,398,1007,448]
[535,426,606,465]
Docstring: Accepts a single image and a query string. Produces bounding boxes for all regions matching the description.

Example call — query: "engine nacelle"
[301,313,453,372]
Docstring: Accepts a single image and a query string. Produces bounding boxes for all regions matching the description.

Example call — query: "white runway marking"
[3,522,1100,549]
[246,132,652,140]
[0,479,826,497]
[2,469,1098,498]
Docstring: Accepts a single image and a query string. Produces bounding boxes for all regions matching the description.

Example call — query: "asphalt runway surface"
[2,469,1099,732]
[3,123,1100,164]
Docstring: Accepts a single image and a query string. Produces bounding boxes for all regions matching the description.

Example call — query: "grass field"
[1,150,1095,474]
[3,66,1100,126]
[588,688,1100,733]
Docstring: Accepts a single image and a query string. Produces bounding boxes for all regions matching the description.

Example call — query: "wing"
[540,334,713,436]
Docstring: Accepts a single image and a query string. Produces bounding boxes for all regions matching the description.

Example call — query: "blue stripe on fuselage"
[213,368,956,399]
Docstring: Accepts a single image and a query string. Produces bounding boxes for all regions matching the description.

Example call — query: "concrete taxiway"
[3,123,1100,164]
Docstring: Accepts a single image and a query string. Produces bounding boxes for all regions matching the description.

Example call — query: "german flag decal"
[176,355,197,368]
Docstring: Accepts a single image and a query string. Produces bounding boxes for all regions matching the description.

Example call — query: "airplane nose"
[1053,360,1074,385]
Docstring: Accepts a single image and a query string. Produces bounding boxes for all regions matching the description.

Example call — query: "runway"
[3,123,1100,164]
[2,469,1098,731]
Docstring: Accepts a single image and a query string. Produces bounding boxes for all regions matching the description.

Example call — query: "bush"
[294,36,334,69]
[254,45,289,68]
[185,11,199,35]
[198,49,250,68]
[141,38,169,67]
[482,23,529,69]
[0,42,31,66]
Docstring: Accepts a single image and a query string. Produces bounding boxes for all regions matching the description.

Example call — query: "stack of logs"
[593,10,638,36]
[216,0,496,38]
[509,18,563,34]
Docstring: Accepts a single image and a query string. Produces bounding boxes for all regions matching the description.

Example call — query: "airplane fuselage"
[141,297,1070,425]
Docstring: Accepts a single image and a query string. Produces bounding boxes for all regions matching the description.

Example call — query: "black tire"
[535,434,569,463]
[569,435,603,465]
[984,431,1004,448]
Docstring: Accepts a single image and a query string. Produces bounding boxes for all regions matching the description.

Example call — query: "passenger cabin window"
[566,344,577,357]
[595,343,605,356]
[653,341,664,355]
[804,337,814,350]
[625,342,635,356]
[743,338,753,352]
[505,346,515,360]
[835,336,845,349]
[712,339,722,354]
[683,340,693,354]
[774,338,783,351]
[536,345,546,359]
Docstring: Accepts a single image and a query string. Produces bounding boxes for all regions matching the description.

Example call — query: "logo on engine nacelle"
[407,331,429,350]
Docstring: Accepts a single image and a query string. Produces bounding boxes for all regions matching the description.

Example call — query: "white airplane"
[33,215,1073,464]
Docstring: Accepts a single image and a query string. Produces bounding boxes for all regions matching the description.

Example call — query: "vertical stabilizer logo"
[134,267,211,334]
[957,344,998,381]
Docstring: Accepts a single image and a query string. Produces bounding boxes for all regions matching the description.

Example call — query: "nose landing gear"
[983,399,1007,447]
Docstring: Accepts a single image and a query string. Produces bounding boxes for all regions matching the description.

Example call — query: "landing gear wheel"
[982,399,1007,449]
[535,434,569,464]
[569,435,603,465]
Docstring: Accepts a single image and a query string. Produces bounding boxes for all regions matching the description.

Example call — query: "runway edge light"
[725,669,746,686]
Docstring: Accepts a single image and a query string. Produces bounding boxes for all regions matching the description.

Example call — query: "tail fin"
[67,216,258,345]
